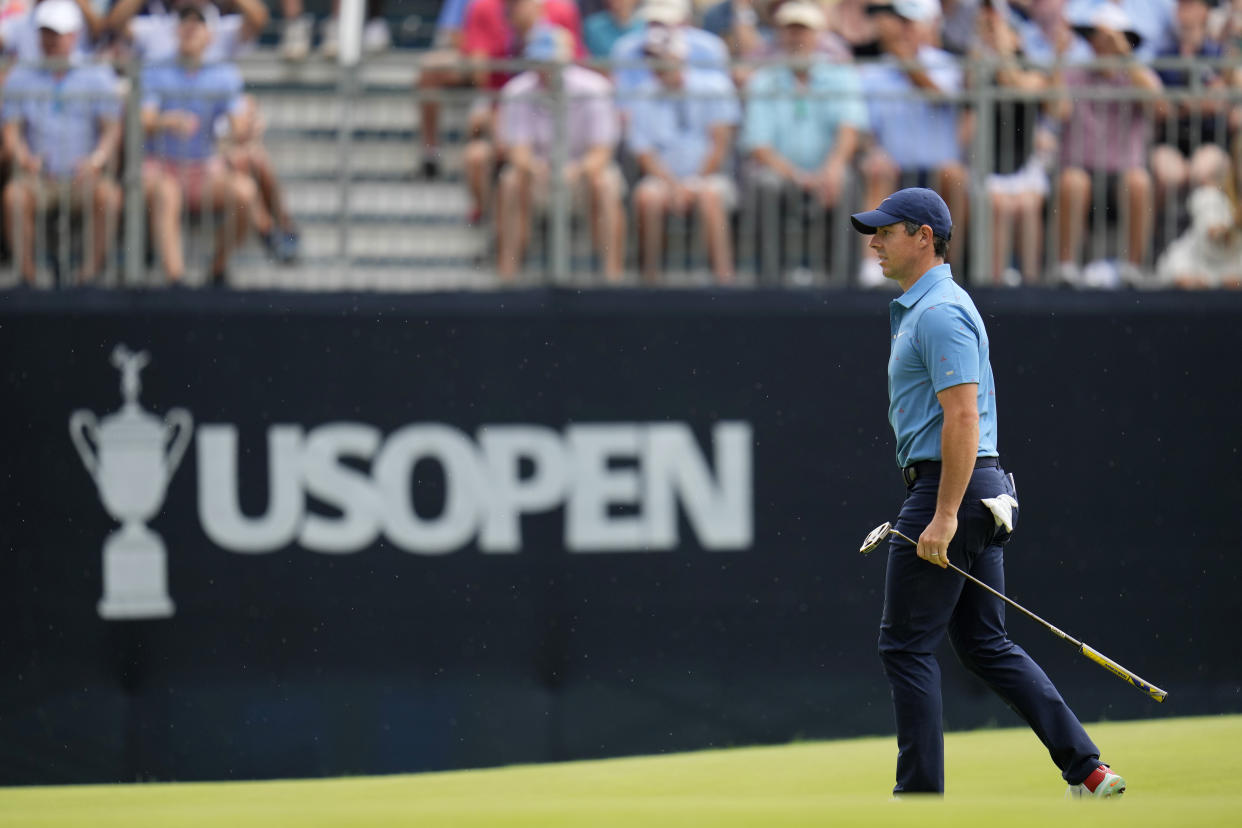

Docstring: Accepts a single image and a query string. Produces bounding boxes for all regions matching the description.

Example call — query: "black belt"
[903,456,1000,487]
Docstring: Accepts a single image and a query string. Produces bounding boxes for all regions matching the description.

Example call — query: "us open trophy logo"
[69,345,193,620]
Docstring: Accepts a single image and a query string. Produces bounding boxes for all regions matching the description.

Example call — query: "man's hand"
[917,512,957,569]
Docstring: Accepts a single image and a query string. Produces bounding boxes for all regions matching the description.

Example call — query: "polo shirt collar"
[893,263,953,309]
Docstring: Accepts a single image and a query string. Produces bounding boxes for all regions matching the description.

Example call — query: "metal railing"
[3,52,1239,290]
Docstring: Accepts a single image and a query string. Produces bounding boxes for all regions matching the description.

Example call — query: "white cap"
[639,0,692,25]
[1073,3,1142,48]
[34,0,84,34]
[774,1,827,30]
[892,0,941,22]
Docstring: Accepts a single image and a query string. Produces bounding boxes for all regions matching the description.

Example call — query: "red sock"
[1082,765,1109,792]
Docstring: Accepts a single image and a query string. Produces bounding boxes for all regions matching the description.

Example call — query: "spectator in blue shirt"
[141,3,272,285]
[1150,0,1236,217]
[610,0,731,109]
[1,0,121,284]
[741,1,868,282]
[857,0,969,286]
[583,0,644,57]
[627,25,742,282]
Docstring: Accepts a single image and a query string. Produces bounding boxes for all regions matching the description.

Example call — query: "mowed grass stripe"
[2,715,1238,827]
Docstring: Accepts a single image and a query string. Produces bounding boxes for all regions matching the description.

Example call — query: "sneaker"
[1054,261,1082,288]
[1065,764,1126,799]
[280,15,312,62]
[422,148,441,180]
[1116,261,1146,288]
[319,18,339,59]
[363,17,391,53]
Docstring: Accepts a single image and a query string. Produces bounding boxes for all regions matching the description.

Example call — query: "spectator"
[627,25,741,282]
[610,0,729,106]
[108,0,267,63]
[702,0,853,84]
[741,0,867,282]
[458,0,585,222]
[1066,0,1177,59]
[583,0,643,57]
[1150,0,1236,223]
[857,0,969,286]
[1055,3,1164,285]
[414,0,474,178]
[0,0,105,60]
[2,0,121,284]
[1155,159,1242,287]
[1013,0,1093,64]
[141,3,273,284]
[112,0,300,263]
[494,25,625,281]
[974,0,1050,284]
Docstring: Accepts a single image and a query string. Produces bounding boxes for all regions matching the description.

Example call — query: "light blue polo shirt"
[625,68,740,178]
[859,47,962,170]
[741,59,869,172]
[610,25,730,109]
[1,62,121,178]
[142,60,245,162]
[888,264,998,469]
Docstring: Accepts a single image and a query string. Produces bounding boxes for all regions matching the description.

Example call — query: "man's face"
[178,15,211,57]
[780,22,817,55]
[869,222,926,281]
[38,28,75,59]
[1175,0,1209,34]
[873,9,909,48]
[1089,25,1126,56]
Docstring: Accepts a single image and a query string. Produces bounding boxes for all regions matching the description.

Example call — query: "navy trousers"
[878,463,1101,794]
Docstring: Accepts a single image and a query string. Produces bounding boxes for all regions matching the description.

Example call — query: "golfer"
[850,188,1125,798]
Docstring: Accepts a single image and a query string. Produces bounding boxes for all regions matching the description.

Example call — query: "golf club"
[860,521,1168,703]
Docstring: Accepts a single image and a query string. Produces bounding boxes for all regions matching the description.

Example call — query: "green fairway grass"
[2,715,1238,827]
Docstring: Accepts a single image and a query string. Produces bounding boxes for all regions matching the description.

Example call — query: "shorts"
[986,157,1049,197]
[522,160,627,210]
[635,173,738,210]
[143,157,226,210]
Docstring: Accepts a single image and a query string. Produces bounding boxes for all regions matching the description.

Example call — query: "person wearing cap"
[856,0,969,287]
[493,24,626,281]
[1065,0,1178,60]
[609,0,730,107]
[854,0,968,291]
[850,187,1126,800]
[741,0,867,282]
[1054,3,1164,286]
[1150,0,1237,227]
[140,3,274,285]
[627,24,741,282]
[0,0,104,62]
[107,0,267,64]
[456,0,585,224]
[1,0,121,284]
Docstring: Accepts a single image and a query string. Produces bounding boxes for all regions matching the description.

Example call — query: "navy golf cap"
[850,188,953,238]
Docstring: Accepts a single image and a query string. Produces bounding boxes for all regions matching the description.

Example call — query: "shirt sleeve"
[917,303,981,393]
[624,91,656,155]
[497,81,533,146]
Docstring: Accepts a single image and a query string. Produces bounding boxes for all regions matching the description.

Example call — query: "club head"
[860,522,892,555]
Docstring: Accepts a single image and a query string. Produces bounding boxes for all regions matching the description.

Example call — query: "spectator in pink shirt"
[1054,4,1164,285]
[493,25,626,281]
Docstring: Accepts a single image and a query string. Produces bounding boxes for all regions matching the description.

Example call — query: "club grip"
[1081,644,1168,703]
